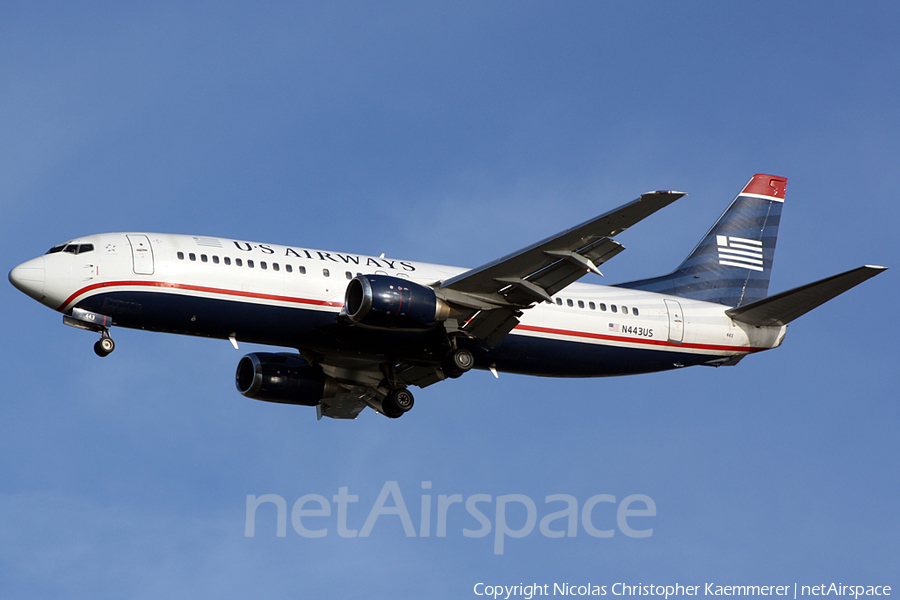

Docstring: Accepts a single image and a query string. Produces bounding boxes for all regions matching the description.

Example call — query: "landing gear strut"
[381,387,414,419]
[93,334,115,357]
[62,308,117,358]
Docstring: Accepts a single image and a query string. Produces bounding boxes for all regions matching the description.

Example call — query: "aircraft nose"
[9,256,46,301]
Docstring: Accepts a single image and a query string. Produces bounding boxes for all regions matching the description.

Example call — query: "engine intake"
[235,352,339,406]
[344,274,448,329]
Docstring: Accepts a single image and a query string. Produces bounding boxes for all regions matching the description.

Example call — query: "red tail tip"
[742,174,787,199]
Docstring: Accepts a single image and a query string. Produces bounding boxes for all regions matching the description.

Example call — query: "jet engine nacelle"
[235,352,339,406]
[344,274,449,329]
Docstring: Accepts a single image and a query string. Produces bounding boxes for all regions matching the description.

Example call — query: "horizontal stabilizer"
[725,265,887,326]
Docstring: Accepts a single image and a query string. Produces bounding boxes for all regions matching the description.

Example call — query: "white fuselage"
[11,232,787,376]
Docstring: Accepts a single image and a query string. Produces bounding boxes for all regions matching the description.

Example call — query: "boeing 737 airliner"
[9,175,886,420]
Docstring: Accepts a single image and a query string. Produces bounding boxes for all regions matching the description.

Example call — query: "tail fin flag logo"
[716,235,764,271]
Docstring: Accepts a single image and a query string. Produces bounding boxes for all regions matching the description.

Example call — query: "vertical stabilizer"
[615,174,786,307]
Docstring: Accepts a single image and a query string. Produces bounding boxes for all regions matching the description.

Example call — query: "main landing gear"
[381,387,414,419]
[375,338,475,419]
[442,347,474,378]
[93,333,115,357]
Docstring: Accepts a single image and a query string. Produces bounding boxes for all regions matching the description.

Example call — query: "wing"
[313,355,453,418]
[436,190,685,345]
[306,190,686,418]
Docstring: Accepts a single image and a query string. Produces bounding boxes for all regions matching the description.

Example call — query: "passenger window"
[189,253,196,261]
[235,258,242,267]
[633,307,640,316]
[299,266,307,274]
[600,303,607,311]
[346,271,352,280]
[260,261,267,270]
[273,263,280,272]
[323,269,330,277]
[177,252,185,260]
[566,299,574,307]
[578,300,584,308]
[611,305,617,313]
[622,306,628,315]
[285,264,292,273]
[589,302,596,310]
[556,298,562,305]
[224,257,231,265]
[213,256,220,264]
[248,260,255,268]
[201,254,208,263]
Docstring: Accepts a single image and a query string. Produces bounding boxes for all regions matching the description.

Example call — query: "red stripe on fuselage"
[61,280,763,354]
[59,280,343,313]
[515,325,764,354]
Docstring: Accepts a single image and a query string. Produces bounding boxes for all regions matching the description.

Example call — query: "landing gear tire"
[382,388,414,419]
[443,348,474,378]
[94,336,115,357]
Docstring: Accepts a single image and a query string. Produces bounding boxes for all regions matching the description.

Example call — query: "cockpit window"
[54,243,95,255]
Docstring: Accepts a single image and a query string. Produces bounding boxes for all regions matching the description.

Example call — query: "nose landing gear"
[93,334,115,357]
[62,308,117,358]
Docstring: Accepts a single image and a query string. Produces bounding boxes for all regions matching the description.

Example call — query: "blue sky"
[2,2,898,598]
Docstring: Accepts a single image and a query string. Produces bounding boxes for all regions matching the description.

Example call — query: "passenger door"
[664,299,684,344]
[126,235,154,275]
